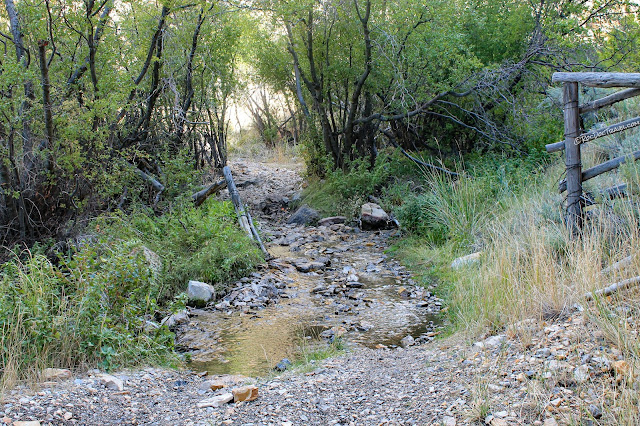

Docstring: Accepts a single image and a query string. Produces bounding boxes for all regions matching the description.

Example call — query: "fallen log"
[132,166,164,206]
[222,166,270,259]
[601,254,634,276]
[585,275,640,301]
[192,180,225,207]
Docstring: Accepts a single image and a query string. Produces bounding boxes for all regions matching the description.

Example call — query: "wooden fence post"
[563,82,582,234]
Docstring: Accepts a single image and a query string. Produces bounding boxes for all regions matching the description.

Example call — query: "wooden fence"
[546,72,640,234]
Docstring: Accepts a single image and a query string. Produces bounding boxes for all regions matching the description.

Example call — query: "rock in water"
[187,280,216,306]
[163,310,189,328]
[232,385,259,402]
[360,203,392,230]
[287,205,319,225]
[318,216,346,226]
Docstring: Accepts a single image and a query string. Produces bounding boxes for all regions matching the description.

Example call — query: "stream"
[174,162,444,377]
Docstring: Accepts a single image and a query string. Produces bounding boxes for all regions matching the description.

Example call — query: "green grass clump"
[301,150,421,218]
[0,244,176,389]
[95,200,263,300]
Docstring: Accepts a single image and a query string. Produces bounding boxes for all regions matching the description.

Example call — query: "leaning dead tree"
[222,166,270,259]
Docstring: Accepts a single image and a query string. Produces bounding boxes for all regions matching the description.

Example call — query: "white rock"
[442,416,457,426]
[573,364,590,383]
[450,252,482,269]
[400,335,415,348]
[187,281,216,303]
[474,334,506,349]
[163,310,189,328]
[42,368,72,381]
[197,393,233,408]
[98,373,124,391]
[360,203,391,230]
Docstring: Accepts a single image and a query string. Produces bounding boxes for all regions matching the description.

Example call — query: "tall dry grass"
[440,168,640,423]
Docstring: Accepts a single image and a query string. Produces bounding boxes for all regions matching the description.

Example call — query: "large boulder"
[187,281,216,306]
[360,203,393,230]
[287,205,319,225]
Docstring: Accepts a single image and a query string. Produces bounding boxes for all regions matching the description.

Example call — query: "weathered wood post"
[563,82,582,234]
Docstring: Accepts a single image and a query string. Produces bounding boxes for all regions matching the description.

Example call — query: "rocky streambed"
[174,215,443,377]
[2,160,636,426]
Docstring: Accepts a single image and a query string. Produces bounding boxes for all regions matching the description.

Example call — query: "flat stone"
[97,373,124,391]
[42,368,72,381]
[573,364,590,383]
[13,422,41,426]
[442,416,456,426]
[294,261,326,273]
[197,393,233,408]
[318,216,346,226]
[232,385,259,402]
[198,380,226,391]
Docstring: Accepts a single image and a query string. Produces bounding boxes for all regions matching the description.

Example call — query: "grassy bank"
[0,199,262,389]
[302,134,640,421]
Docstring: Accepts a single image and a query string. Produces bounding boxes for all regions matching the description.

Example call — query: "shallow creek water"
[179,229,442,377]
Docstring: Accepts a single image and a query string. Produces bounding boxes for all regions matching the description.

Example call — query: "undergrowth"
[0,199,262,390]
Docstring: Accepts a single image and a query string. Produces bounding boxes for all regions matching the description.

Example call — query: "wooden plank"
[582,150,640,181]
[602,183,627,199]
[580,88,640,113]
[575,116,640,145]
[546,116,640,153]
[559,151,640,192]
[553,72,640,88]
[563,82,583,233]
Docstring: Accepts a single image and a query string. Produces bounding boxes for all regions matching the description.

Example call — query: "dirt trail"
[0,161,625,425]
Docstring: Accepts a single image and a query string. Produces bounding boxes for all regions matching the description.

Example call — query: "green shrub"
[0,244,175,387]
[93,200,263,300]
[0,198,262,387]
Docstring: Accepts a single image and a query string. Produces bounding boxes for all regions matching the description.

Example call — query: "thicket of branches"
[0,0,248,247]
[1,0,639,248]
[253,0,640,173]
